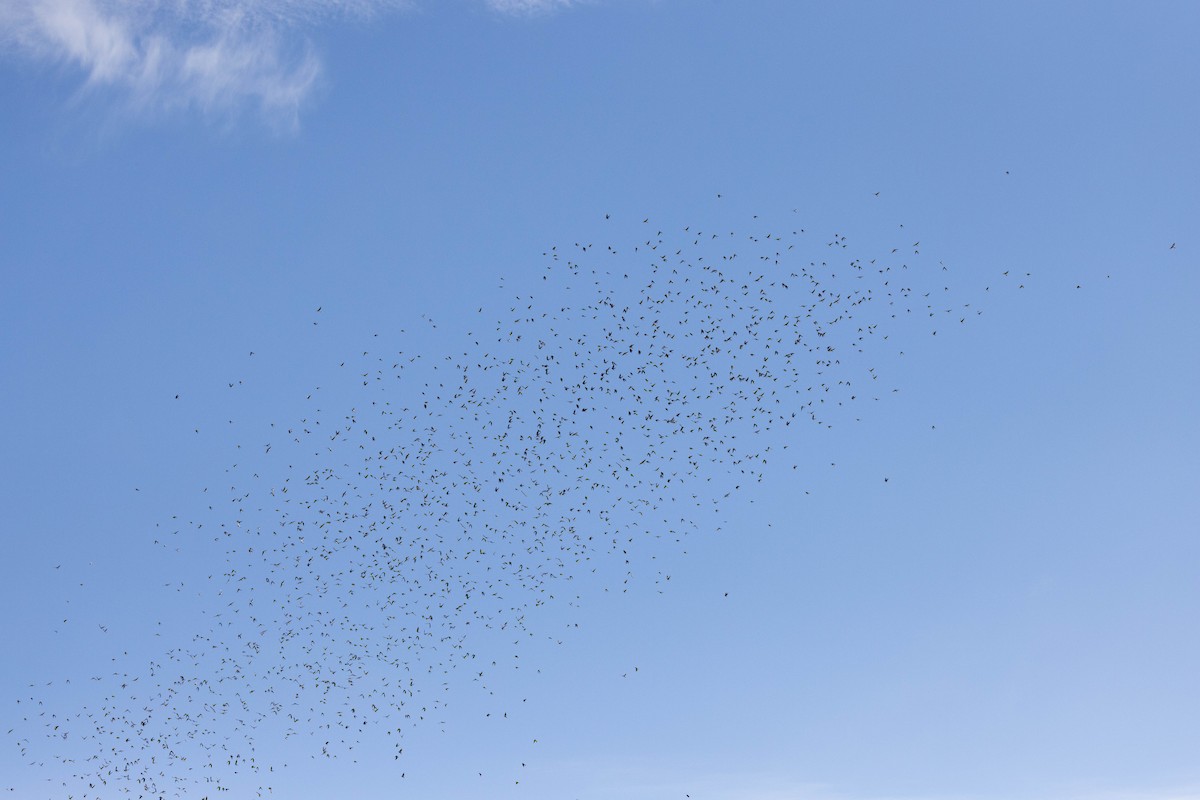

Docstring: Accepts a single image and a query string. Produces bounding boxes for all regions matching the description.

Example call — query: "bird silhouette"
[12,205,1037,799]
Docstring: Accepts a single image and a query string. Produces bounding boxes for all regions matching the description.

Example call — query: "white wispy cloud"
[1,1,320,127]
[484,0,579,14]
[0,0,582,128]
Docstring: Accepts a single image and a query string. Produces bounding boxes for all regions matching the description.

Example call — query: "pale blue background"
[2,2,1198,798]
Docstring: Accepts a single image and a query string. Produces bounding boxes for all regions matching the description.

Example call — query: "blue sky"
[1,2,1198,799]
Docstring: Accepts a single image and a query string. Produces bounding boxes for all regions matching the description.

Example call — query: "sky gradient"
[2,2,1198,799]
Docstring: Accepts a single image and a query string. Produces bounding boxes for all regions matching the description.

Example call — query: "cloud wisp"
[0,1,331,128]
[484,0,580,14]
[0,0,580,129]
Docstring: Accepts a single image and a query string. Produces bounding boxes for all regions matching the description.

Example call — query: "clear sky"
[1,2,1198,799]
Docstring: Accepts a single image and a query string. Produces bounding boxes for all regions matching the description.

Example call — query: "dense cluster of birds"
[10,208,1002,798]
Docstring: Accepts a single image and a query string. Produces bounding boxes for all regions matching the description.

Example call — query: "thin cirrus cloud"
[0,0,580,127]
[485,0,578,12]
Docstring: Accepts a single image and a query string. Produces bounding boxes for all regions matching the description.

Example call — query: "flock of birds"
[10,207,1019,798]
